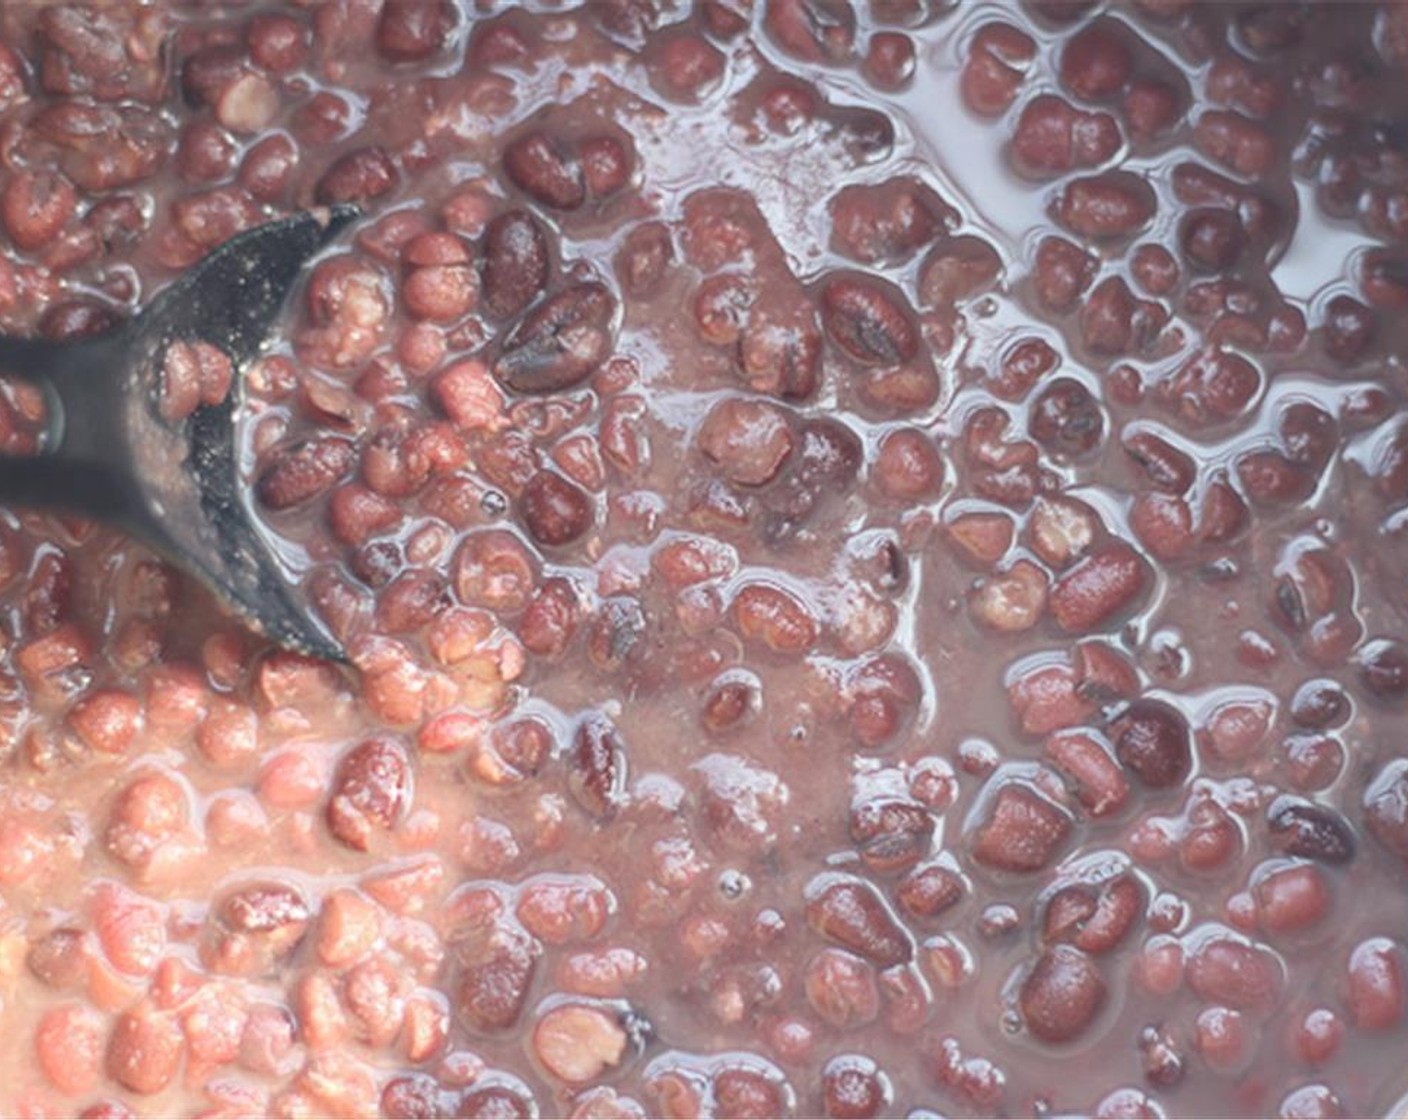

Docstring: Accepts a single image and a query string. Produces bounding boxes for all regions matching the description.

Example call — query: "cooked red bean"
[1049,542,1147,633]
[1020,945,1106,1043]
[806,877,911,967]
[1111,699,1192,790]
[494,283,616,394]
[326,738,413,851]
[971,783,1072,873]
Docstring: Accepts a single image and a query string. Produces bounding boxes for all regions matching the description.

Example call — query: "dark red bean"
[248,13,308,72]
[1029,378,1104,457]
[829,177,951,265]
[376,0,456,61]
[1111,699,1191,790]
[616,221,673,296]
[519,470,593,547]
[1032,235,1096,313]
[1042,873,1142,954]
[482,209,550,319]
[315,147,397,205]
[820,276,918,365]
[1321,294,1376,365]
[1180,208,1246,273]
[455,929,536,1033]
[3,170,77,252]
[961,22,1036,116]
[849,796,933,873]
[1267,794,1351,867]
[896,864,964,920]
[1124,427,1195,492]
[256,437,356,511]
[495,283,616,394]
[1359,638,1408,703]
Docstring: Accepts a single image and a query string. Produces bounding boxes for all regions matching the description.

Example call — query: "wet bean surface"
[0,2,1406,1118]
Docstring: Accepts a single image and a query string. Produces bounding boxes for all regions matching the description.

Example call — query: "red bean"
[969,560,1048,632]
[519,470,594,547]
[3,170,77,252]
[1163,347,1261,423]
[248,12,308,72]
[1345,937,1406,1031]
[1045,729,1129,817]
[1276,1084,1343,1119]
[1111,699,1191,790]
[1009,662,1097,736]
[256,436,356,511]
[1054,173,1156,240]
[1360,638,1408,703]
[1012,95,1121,177]
[570,712,627,818]
[315,146,397,205]
[1293,1007,1344,1065]
[1020,945,1106,1043]
[971,783,1071,873]
[1195,110,1276,178]
[698,398,796,486]
[864,32,915,90]
[961,22,1035,116]
[1060,21,1131,100]
[107,1005,184,1094]
[820,276,918,366]
[873,428,943,500]
[455,927,537,1033]
[806,876,911,966]
[1185,931,1283,1011]
[504,131,585,209]
[495,283,616,393]
[830,178,950,265]
[733,582,818,654]
[1321,294,1377,365]
[376,0,456,61]
[36,1003,106,1095]
[806,948,881,1027]
[1032,235,1096,313]
[821,1054,890,1119]
[1253,863,1330,934]
[918,237,1003,306]
[764,0,857,63]
[897,865,964,920]
[1049,542,1146,634]
[326,738,413,852]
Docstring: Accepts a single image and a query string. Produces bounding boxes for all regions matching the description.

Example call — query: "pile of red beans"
[0,1,1406,1117]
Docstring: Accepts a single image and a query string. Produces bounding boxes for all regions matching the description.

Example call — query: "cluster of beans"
[0,1,1406,1118]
